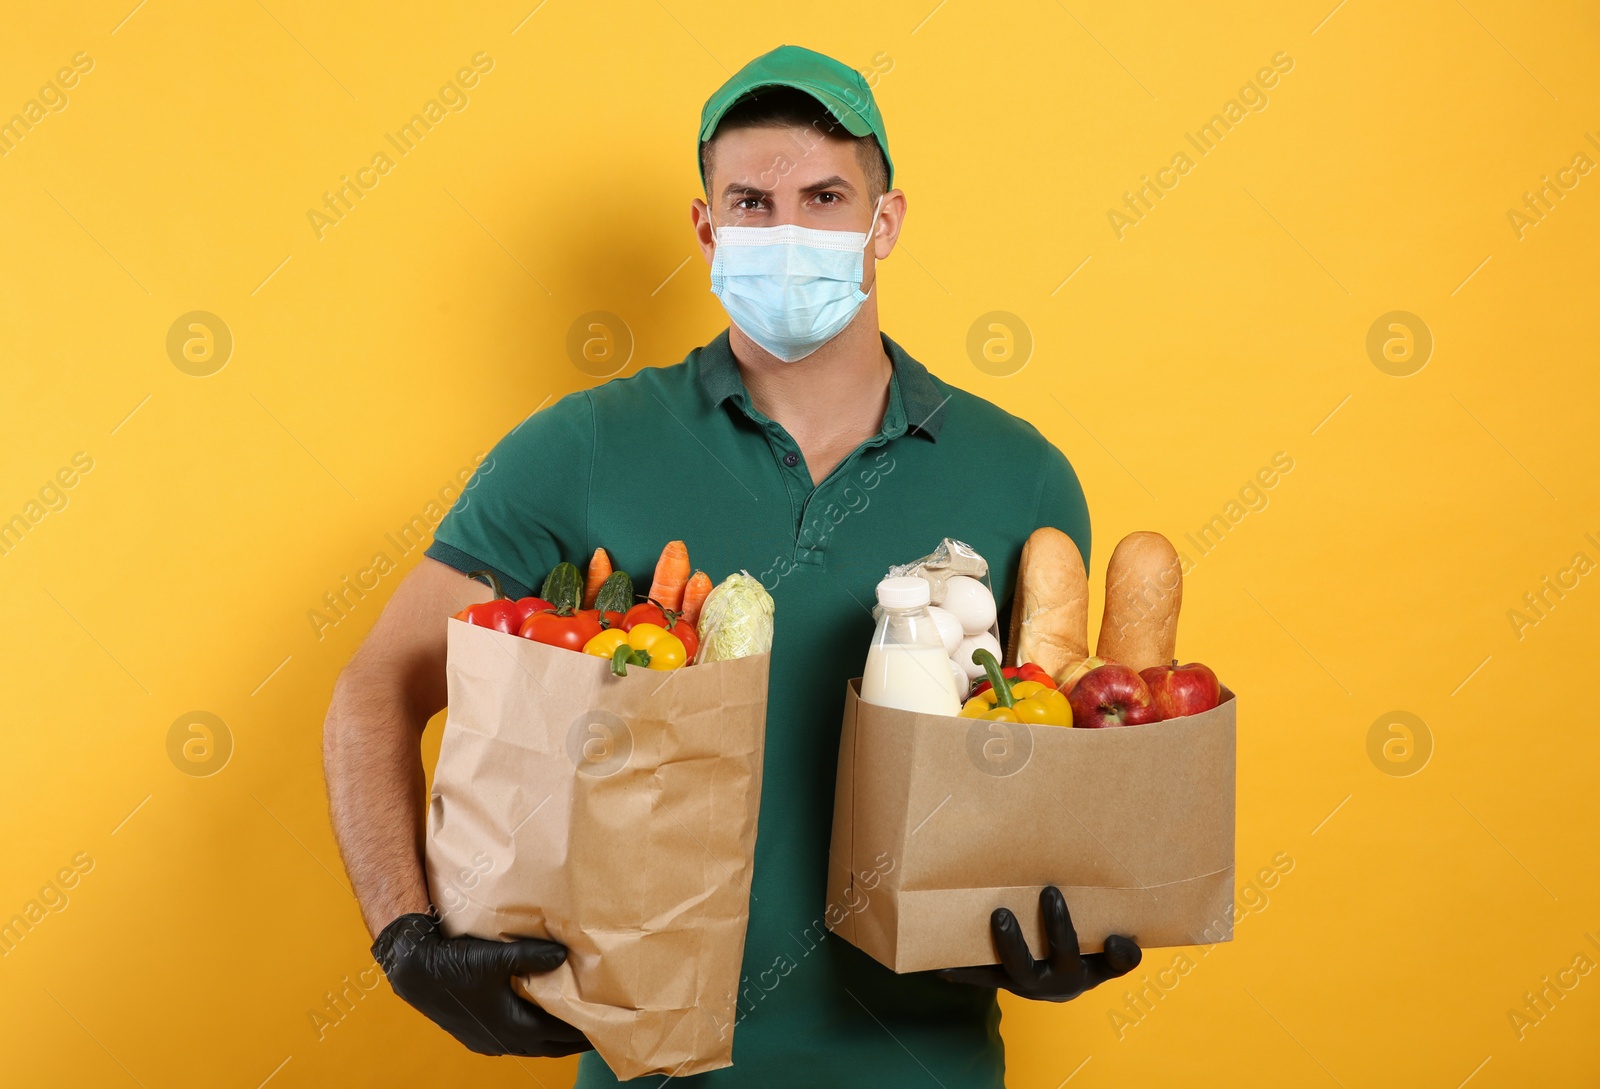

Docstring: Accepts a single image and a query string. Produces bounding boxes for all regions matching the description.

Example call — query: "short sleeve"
[1032,440,1092,570]
[424,391,594,599]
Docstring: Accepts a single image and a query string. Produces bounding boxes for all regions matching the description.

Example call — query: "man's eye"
[815,192,840,204]
[734,197,764,211]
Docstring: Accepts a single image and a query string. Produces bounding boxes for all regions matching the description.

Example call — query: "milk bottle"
[860,577,962,716]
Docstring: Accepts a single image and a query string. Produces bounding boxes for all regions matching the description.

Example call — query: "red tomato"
[676,624,699,663]
[621,603,698,662]
[620,602,666,629]
[456,599,526,634]
[511,596,553,629]
[519,609,603,651]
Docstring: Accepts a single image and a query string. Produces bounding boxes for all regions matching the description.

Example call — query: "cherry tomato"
[620,603,699,662]
[519,608,603,651]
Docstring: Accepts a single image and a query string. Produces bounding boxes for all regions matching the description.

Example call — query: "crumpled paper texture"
[427,619,770,1079]
[828,680,1236,972]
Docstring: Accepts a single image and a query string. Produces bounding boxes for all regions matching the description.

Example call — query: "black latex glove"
[936,886,1142,1001]
[371,912,592,1057]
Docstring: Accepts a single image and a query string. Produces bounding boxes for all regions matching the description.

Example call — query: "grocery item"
[959,648,1071,726]
[883,539,1003,687]
[886,538,990,604]
[695,572,776,663]
[582,548,613,608]
[451,569,551,633]
[1096,531,1183,672]
[953,631,1003,683]
[479,541,763,673]
[519,607,603,652]
[621,601,700,663]
[622,622,691,672]
[540,561,585,612]
[950,661,971,702]
[680,570,713,626]
[649,539,691,611]
[926,605,964,655]
[593,570,634,624]
[1057,655,1108,696]
[968,660,1054,699]
[1140,661,1221,718]
[1067,662,1160,728]
[1006,527,1089,683]
[861,577,963,716]
[583,627,652,674]
[939,575,997,635]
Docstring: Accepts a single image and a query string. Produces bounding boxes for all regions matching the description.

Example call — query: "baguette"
[1006,527,1090,683]
[1095,531,1182,672]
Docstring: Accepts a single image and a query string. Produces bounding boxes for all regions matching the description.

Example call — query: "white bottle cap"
[876,576,931,609]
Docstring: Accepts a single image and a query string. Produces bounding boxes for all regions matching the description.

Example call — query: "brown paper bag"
[426,619,769,1079]
[827,680,1235,973]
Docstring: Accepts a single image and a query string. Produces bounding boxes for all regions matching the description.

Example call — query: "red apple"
[1068,663,1160,728]
[1139,661,1221,720]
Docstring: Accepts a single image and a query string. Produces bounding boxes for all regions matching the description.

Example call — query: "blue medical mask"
[709,196,884,363]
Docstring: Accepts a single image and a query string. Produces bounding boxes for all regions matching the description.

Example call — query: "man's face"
[691,124,904,292]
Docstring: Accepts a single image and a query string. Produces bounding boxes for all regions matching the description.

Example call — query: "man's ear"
[872,190,907,261]
[691,198,716,264]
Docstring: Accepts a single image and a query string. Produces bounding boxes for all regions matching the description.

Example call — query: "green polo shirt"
[425,329,1090,1087]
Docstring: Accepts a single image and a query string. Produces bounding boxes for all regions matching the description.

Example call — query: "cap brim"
[699,79,875,143]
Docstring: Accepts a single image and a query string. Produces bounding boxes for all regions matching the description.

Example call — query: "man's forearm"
[324,671,434,938]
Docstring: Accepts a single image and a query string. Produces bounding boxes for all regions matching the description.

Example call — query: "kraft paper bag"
[426,619,770,1079]
[827,680,1235,973]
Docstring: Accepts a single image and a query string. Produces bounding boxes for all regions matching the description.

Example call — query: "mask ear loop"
[861,194,885,253]
[856,194,886,302]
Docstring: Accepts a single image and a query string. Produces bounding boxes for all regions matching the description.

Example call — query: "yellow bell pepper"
[583,623,686,675]
[957,649,1071,726]
[626,623,686,671]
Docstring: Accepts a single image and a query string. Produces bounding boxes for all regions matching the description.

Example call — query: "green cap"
[698,45,893,191]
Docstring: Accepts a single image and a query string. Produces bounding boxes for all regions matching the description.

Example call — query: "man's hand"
[373,912,592,1057]
[936,886,1141,1002]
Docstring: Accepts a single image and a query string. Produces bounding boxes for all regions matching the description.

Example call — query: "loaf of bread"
[1096,531,1182,672]
[1006,527,1090,683]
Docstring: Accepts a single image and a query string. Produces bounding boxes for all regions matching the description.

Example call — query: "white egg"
[955,631,1003,681]
[926,606,965,655]
[941,575,997,635]
[950,659,972,702]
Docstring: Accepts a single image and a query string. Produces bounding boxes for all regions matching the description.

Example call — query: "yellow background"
[3,0,1598,1085]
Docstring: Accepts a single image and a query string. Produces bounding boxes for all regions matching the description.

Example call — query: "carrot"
[582,547,613,608]
[649,540,691,611]
[679,570,713,627]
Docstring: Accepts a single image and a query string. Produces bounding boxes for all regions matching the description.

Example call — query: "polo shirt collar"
[697,329,947,441]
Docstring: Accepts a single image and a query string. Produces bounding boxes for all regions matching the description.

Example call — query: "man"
[323,44,1140,1086]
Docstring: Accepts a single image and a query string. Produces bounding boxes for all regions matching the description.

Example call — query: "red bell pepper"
[969,661,1055,700]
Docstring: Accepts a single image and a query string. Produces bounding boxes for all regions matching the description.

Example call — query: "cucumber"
[540,562,583,610]
[595,571,634,616]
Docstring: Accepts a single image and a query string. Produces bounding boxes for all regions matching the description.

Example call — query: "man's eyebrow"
[721,183,770,202]
[799,176,855,196]
[718,176,859,202]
